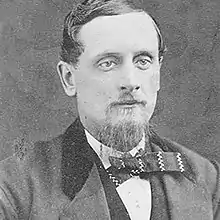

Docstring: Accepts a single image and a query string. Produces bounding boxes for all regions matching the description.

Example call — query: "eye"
[135,58,151,70]
[98,59,117,71]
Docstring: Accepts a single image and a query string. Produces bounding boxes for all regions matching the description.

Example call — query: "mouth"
[116,100,145,107]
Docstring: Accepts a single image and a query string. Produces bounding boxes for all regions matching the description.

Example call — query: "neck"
[78,114,103,141]
[85,128,147,168]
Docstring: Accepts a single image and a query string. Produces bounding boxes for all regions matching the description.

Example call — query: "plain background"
[0,0,219,162]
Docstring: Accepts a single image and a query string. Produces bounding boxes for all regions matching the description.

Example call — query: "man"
[0,0,219,219]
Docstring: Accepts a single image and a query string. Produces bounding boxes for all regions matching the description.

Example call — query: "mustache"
[109,94,147,108]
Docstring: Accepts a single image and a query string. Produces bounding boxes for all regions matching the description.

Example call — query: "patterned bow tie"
[106,151,185,187]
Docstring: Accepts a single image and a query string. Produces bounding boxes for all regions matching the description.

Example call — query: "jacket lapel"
[61,118,130,220]
[64,164,111,220]
[96,158,131,220]
[150,135,213,220]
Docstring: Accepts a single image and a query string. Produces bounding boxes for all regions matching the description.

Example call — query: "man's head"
[57,0,166,152]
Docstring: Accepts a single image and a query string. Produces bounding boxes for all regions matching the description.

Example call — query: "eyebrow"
[133,50,154,60]
[93,52,121,62]
[93,49,155,62]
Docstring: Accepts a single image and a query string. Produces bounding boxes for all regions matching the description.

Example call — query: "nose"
[119,65,140,93]
[120,84,140,92]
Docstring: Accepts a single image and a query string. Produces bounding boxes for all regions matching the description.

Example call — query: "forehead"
[79,12,159,59]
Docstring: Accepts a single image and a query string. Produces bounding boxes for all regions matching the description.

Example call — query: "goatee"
[97,119,149,152]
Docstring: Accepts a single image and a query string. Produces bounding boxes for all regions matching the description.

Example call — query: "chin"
[106,105,152,126]
[99,109,149,152]
[110,111,146,126]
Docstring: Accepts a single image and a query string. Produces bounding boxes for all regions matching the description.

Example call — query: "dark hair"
[60,0,166,66]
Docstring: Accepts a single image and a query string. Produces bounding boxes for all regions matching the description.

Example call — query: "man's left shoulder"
[163,137,218,166]
[163,137,219,191]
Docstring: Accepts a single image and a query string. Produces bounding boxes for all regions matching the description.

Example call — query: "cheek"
[77,79,114,109]
[151,74,160,92]
[142,74,159,94]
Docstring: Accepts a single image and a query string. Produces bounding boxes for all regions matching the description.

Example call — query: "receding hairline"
[60,1,166,65]
[81,11,156,30]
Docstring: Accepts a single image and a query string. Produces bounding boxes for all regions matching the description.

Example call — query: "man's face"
[68,12,161,134]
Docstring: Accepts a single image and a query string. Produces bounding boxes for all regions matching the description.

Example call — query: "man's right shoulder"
[3,133,65,166]
[0,133,68,217]
[0,133,66,186]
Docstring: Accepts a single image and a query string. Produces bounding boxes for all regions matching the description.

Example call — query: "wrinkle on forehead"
[79,12,159,59]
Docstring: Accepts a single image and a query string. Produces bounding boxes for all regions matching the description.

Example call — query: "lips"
[117,100,139,105]
[110,99,146,108]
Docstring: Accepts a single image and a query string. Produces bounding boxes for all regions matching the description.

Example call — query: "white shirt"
[85,130,152,220]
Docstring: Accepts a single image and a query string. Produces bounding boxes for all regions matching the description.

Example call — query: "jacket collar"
[60,118,130,219]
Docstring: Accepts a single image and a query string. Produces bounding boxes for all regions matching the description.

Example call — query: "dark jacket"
[0,118,219,220]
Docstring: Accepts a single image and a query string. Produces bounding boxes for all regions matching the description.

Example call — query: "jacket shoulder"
[161,137,220,212]
[0,134,64,218]
[162,137,218,177]
[0,134,63,173]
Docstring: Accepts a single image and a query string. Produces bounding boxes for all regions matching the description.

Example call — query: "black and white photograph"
[0,0,219,219]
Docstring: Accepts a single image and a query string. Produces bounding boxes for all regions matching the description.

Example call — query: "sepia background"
[0,0,219,162]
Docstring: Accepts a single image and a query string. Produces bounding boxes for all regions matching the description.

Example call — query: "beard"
[97,106,149,152]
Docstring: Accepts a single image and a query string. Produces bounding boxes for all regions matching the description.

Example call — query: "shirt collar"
[85,129,145,169]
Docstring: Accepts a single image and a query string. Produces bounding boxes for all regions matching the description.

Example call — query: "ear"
[159,56,164,64]
[155,56,164,91]
[153,60,161,92]
[57,61,77,96]
[154,70,160,92]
